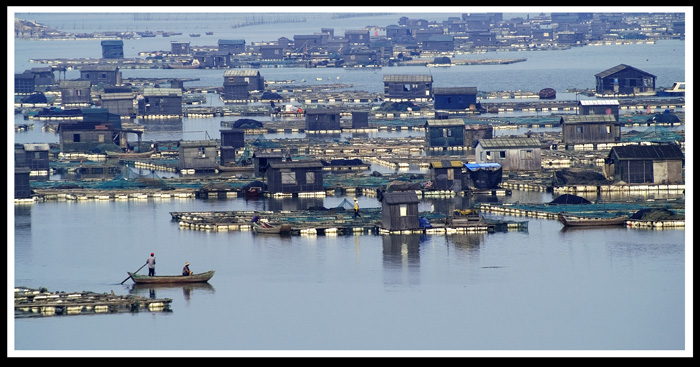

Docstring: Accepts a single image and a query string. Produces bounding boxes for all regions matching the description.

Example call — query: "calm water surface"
[10,10,690,356]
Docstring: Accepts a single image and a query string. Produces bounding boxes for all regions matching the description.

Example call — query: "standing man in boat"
[147,252,156,276]
[182,262,192,276]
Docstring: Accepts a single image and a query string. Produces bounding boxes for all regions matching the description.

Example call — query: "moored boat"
[128,270,215,284]
[656,82,685,97]
[252,221,292,234]
[105,149,156,158]
[557,213,628,227]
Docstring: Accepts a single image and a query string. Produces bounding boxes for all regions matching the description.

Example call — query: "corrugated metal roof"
[433,87,477,95]
[224,70,260,77]
[383,74,433,83]
[218,39,245,45]
[594,64,656,78]
[561,115,617,124]
[383,191,420,204]
[23,143,50,151]
[143,88,182,97]
[179,140,217,147]
[579,99,619,106]
[429,160,464,168]
[425,118,465,126]
[610,144,684,160]
[268,160,324,169]
[477,138,541,148]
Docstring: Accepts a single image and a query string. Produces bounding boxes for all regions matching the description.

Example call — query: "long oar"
[120,263,147,284]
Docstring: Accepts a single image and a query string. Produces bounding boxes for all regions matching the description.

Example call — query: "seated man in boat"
[182,262,192,276]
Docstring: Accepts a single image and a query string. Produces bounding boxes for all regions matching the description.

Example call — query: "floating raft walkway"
[478,201,685,229]
[170,208,528,236]
[14,287,172,318]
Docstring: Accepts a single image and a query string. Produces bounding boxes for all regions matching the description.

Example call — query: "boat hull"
[128,270,215,284]
[558,213,627,227]
[252,222,292,234]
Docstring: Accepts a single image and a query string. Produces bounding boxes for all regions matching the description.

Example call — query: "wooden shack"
[170,41,190,55]
[194,50,232,68]
[293,34,324,50]
[99,89,135,117]
[383,74,433,102]
[219,129,245,166]
[342,48,381,67]
[27,67,56,87]
[305,108,341,131]
[380,191,421,231]
[266,160,324,194]
[15,166,32,199]
[15,72,35,94]
[260,44,285,60]
[578,99,620,121]
[604,144,684,184]
[351,111,369,129]
[18,143,51,172]
[137,88,182,117]
[58,109,123,153]
[218,39,246,54]
[253,151,286,177]
[595,64,656,96]
[425,118,466,149]
[422,35,455,52]
[433,87,478,111]
[80,65,121,86]
[561,115,620,145]
[474,137,542,171]
[429,160,466,191]
[60,80,92,107]
[345,29,371,46]
[223,70,265,99]
[101,40,124,58]
[178,140,218,171]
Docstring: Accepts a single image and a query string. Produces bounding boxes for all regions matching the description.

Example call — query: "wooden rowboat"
[106,149,156,158]
[557,213,628,227]
[252,222,292,234]
[127,270,215,284]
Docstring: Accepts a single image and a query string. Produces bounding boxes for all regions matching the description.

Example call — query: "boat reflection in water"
[129,282,216,304]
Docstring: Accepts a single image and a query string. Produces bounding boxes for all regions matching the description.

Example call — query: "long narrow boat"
[252,222,292,234]
[557,213,628,227]
[127,270,215,284]
[106,149,156,158]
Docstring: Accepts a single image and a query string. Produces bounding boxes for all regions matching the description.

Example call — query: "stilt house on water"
[603,144,685,185]
[58,109,125,153]
[594,64,656,96]
[59,80,92,107]
[219,129,246,166]
[383,74,433,102]
[79,65,121,87]
[380,191,421,231]
[253,151,286,177]
[424,118,466,149]
[560,115,621,145]
[433,87,478,111]
[265,160,324,194]
[305,108,341,131]
[99,87,135,118]
[178,140,218,172]
[474,138,542,171]
[578,99,620,121]
[16,143,51,173]
[101,40,124,58]
[137,88,183,117]
[429,160,467,191]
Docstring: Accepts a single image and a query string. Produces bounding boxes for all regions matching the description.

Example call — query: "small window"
[400,204,407,216]
[606,125,612,134]
[281,171,296,184]
[73,133,81,142]
[306,172,315,184]
[500,151,506,158]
